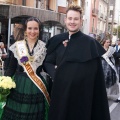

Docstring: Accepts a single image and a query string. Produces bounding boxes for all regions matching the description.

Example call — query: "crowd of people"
[1,4,120,120]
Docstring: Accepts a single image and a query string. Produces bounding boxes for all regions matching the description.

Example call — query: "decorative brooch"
[62,40,69,47]
[20,56,29,64]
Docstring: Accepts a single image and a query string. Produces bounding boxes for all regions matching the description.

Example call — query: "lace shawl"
[102,46,119,83]
[9,40,46,72]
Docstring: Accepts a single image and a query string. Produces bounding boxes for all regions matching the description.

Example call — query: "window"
[36,0,41,8]
[110,10,113,17]
[49,0,56,11]
[22,0,26,6]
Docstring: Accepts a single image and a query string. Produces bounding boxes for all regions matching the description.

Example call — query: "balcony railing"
[108,18,118,24]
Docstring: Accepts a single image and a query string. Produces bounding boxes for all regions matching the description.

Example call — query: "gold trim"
[24,62,50,105]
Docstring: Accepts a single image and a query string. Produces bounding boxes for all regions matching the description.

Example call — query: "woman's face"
[104,40,111,48]
[26,21,39,41]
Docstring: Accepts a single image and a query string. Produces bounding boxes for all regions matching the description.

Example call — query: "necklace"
[25,39,38,56]
[25,39,38,62]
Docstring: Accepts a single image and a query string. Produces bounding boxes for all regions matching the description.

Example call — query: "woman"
[101,39,119,100]
[4,24,24,72]
[1,17,50,120]
[0,42,7,75]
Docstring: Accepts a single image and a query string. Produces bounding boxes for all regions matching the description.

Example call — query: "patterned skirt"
[101,59,117,88]
[1,72,48,120]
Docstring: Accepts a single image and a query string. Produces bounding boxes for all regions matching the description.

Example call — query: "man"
[44,5,110,120]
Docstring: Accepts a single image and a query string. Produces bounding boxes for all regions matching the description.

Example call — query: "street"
[109,83,120,120]
[109,100,120,120]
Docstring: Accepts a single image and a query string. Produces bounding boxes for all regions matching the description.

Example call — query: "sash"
[16,41,50,105]
[102,54,119,83]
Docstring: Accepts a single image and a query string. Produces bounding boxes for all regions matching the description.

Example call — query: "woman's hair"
[101,39,111,46]
[66,5,83,18]
[13,24,24,41]
[25,17,41,30]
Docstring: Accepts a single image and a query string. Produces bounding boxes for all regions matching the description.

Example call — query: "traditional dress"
[44,31,110,120]
[114,45,120,82]
[1,40,49,120]
[102,46,119,100]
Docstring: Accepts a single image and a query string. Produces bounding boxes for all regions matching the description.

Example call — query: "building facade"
[0,0,66,44]
[1,0,120,43]
[108,0,120,43]
[98,0,107,33]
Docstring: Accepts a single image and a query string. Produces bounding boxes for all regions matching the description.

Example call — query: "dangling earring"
[24,32,27,40]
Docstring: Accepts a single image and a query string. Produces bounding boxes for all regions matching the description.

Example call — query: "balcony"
[108,18,117,24]
[92,8,99,17]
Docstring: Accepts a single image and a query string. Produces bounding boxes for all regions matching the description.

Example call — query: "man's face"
[65,10,82,35]
[117,40,120,45]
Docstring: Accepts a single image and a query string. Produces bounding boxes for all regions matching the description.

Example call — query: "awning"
[0,4,65,25]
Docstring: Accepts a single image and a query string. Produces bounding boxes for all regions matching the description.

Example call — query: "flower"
[20,56,29,64]
[62,40,69,47]
[0,76,16,102]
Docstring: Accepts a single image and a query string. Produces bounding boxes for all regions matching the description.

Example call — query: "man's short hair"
[66,5,83,18]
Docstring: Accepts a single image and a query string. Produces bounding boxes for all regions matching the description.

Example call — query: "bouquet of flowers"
[0,76,16,118]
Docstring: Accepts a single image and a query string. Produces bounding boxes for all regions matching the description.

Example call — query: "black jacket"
[44,31,110,120]
[114,46,120,65]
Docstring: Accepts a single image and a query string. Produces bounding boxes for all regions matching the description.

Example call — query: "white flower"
[0,76,16,89]
[0,76,16,102]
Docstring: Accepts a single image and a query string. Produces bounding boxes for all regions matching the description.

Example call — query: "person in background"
[0,42,7,59]
[113,38,120,102]
[101,39,119,101]
[43,5,110,120]
[4,24,24,72]
[1,17,50,120]
[96,35,102,43]
[0,42,7,73]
